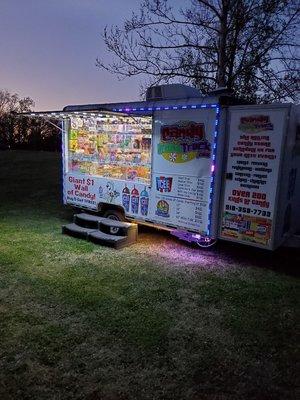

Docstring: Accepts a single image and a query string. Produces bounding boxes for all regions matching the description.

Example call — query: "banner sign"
[151,108,218,235]
[220,108,286,247]
[158,121,211,163]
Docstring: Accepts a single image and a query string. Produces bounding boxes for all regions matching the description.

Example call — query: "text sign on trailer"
[221,107,287,248]
[151,107,219,236]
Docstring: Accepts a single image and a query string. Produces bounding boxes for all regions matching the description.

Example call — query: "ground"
[0,151,299,400]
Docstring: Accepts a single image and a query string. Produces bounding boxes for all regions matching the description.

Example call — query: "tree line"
[0,89,60,151]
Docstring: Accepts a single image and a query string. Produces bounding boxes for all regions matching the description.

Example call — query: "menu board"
[150,108,218,235]
[67,115,152,184]
[148,175,211,231]
[220,108,287,247]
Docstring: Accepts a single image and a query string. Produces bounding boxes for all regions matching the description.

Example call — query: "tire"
[102,209,125,235]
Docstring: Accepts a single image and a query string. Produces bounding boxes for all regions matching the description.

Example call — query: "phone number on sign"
[225,204,271,217]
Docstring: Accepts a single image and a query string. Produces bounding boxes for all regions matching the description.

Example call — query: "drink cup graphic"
[140,187,149,216]
[131,186,140,214]
[122,185,130,212]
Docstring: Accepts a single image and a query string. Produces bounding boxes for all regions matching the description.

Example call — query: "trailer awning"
[19,109,128,119]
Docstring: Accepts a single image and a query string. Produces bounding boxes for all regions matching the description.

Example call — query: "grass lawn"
[0,150,299,400]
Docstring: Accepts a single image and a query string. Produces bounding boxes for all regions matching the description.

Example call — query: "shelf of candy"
[68,118,152,183]
[95,117,152,135]
[68,160,150,183]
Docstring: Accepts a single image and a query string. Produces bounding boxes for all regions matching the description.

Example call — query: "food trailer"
[25,84,300,250]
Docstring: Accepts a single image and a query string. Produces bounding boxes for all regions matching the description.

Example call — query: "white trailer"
[25,84,300,250]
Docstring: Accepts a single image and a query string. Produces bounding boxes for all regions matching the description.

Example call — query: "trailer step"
[63,214,138,249]
[74,213,105,229]
[62,223,96,240]
[89,231,131,249]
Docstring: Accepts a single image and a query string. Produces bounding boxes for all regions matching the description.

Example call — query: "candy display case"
[67,115,152,183]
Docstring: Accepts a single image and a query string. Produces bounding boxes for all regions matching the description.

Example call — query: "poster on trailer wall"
[220,107,287,247]
[150,108,218,235]
[64,174,151,218]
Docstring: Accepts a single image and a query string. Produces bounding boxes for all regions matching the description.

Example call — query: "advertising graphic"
[221,108,287,247]
[238,115,274,133]
[65,175,97,209]
[158,121,211,163]
[156,200,170,218]
[152,108,219,235]
[140,187,149,216]
[122,185,130,212]
[156,176,173,193]
[222,212,272,246]
[105,181,120,203]
[131,186,140,214]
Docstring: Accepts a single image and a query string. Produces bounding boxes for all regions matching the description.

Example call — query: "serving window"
[67,114,152,184]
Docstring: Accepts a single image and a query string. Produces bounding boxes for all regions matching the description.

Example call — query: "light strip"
[112,103,218,113]
[61,120,66,204]
[206,105,220,237]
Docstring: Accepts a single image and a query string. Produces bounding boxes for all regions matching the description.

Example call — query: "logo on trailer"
[156,176,173,193]
[238,115,274,133]
[155,200,170,218]
[158,121,211,163]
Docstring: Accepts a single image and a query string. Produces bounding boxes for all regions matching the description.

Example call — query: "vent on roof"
[146,84,201,101]
[146,86,163,101]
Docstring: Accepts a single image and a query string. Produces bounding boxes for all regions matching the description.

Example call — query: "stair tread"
[76,213,133,228]
[63,223,96,234]
[89,230,127,242]
[75,213,105,222]
[99,219,134,229]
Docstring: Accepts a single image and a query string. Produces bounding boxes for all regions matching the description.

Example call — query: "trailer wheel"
[102,209,125,235]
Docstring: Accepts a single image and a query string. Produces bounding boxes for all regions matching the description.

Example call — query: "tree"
[0,90,60,151]
[97,0,300,102]
[0,90,34,149]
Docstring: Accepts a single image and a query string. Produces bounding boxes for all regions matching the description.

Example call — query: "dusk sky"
[0,0,171,111]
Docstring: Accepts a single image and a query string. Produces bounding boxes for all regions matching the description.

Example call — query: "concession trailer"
[24,84,300,250]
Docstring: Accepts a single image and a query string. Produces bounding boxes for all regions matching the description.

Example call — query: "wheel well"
[97,202,125,217]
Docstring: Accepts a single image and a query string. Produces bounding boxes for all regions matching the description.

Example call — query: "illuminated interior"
[67,114,152,184]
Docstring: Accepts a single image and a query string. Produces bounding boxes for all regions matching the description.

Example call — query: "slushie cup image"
[131,186,139,214]
[140,187,149,216]
[122,185,130,212]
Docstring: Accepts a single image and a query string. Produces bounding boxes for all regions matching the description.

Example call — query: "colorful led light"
[207,105,220,237]
[61,119,66,205]
[111,103,218,113]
